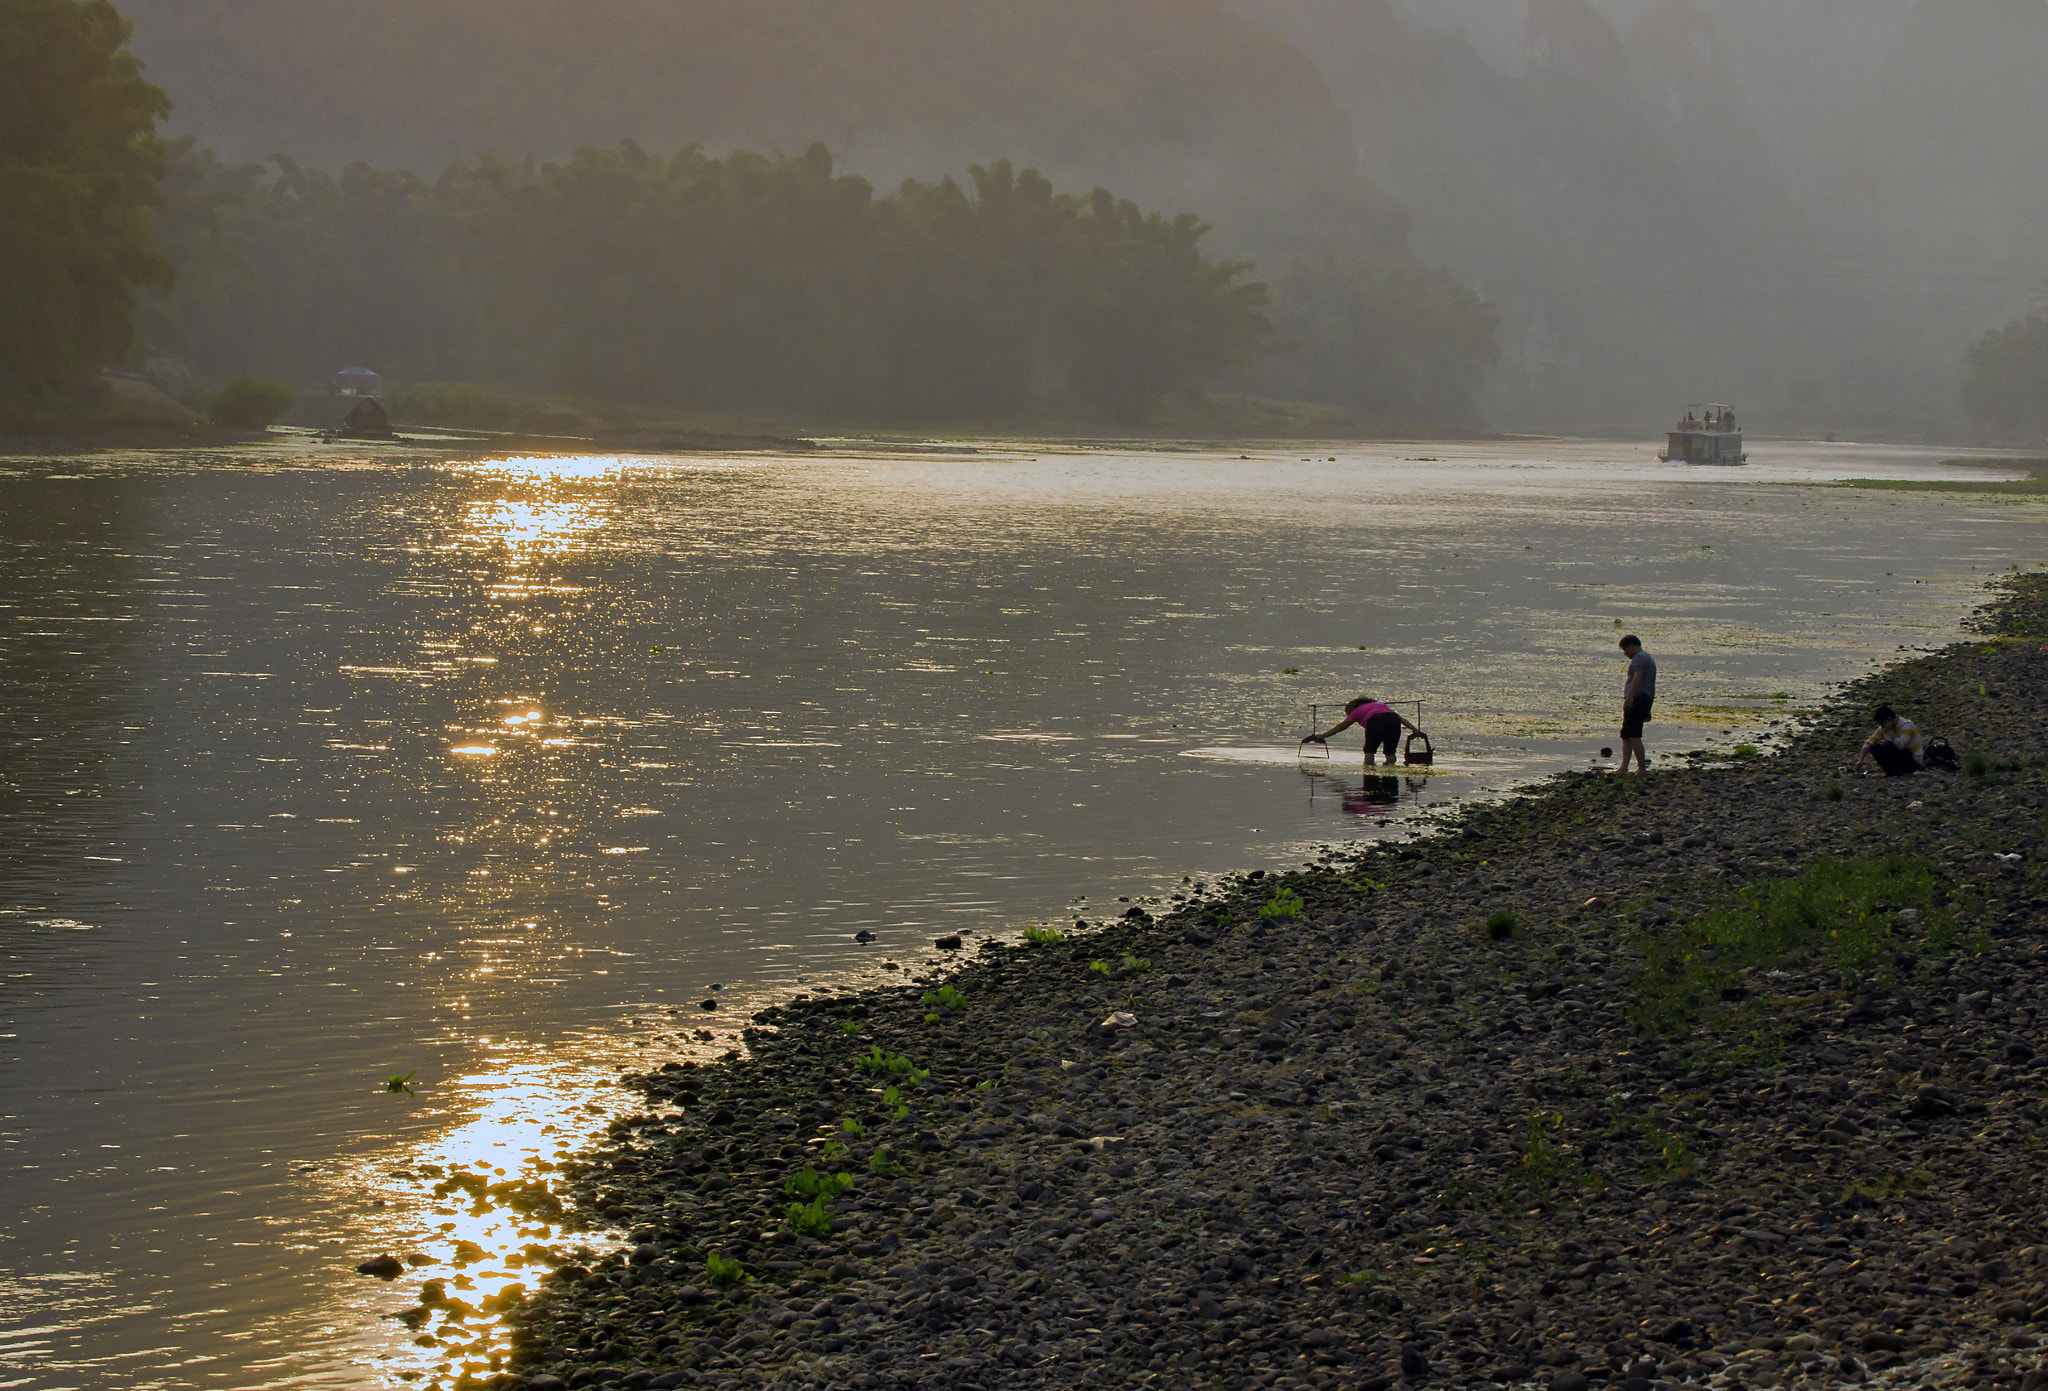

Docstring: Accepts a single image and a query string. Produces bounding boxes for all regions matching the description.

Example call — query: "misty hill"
[1247,0,2048,432]
[120,0,2048,434]
[117,0,1405,262]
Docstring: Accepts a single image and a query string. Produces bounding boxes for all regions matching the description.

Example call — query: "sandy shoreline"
[408,578,2048,1391]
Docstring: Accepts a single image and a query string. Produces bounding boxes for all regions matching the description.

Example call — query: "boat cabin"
[1659,401,1746,464]
[331,366,382,398]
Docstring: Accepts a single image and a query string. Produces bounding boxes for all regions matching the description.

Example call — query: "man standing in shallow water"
[1617,634,1656,773]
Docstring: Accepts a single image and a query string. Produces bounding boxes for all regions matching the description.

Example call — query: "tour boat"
[1659,402,1747,464]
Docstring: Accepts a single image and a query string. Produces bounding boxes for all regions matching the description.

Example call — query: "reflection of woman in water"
[1302,696,1427,766]
[1342,774,1403,817]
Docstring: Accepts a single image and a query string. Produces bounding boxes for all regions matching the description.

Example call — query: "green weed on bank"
[1632,854,1957,1038]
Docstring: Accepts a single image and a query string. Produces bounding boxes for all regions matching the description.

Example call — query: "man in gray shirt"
[1617,634,1656,773]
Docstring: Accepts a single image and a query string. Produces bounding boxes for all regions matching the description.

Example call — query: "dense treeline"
[8,0,1504,427]
[1250,258,1499,428]
[0,0,169,405]
[1961,301,2048,439]
[114,0,1394,265]
[150,141,1279,421]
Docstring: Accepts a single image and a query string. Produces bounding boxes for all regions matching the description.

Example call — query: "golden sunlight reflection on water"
[342,1056,629,1389]
[4,438,2044,1391]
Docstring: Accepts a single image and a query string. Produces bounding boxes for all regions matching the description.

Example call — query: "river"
[0,437,2038,1388]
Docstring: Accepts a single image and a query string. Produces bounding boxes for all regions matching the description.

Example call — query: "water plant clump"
[1021,924,1065,945]
[854,1046,929,1083]
[783,1166,855,1200]
[703,1251,749,1287]
[920,983,966,1012]
[1258,888,1305,919]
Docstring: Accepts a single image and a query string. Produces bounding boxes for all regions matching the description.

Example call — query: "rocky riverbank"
[472,577,2048,1391]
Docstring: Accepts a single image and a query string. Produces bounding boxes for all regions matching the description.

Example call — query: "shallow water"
[0,437,2040,1388]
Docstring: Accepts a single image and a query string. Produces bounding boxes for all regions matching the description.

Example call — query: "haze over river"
[1,438,2040,1389]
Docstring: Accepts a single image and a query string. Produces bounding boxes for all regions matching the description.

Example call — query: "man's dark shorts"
[1621,693,1653,740]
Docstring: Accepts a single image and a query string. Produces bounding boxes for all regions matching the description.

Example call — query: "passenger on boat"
[1680,411,1697,430]
[1721,408,1736,430]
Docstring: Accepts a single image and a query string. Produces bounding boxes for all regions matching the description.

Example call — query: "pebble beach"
[437,576,2048,1391]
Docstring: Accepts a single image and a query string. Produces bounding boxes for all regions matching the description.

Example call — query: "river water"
[0,438,2039,1389]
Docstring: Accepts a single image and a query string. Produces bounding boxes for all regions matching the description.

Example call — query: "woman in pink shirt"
[1302,697,1427,766]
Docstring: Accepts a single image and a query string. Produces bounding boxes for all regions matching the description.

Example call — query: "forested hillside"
[111,0,2046,433]
[1,0,169,408]
[115,0,1403,264]
[113,0,1513,427]
[1239,0,2048,433]
[145,142,1283,423]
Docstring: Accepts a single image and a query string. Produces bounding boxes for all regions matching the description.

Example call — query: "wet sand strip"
[489,577,2048,1391]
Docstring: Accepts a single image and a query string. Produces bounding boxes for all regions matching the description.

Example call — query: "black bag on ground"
[1923,737,1960,772]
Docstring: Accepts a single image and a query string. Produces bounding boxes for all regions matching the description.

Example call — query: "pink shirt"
[1349,701,1396,721]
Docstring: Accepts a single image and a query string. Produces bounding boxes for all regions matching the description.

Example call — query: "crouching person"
[1855,705,1927,776]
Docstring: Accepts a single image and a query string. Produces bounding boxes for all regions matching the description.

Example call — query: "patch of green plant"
[1632,855,1952,1038]
[1258,888,1306,919]
[385,1069,416,1096]
[784,1166,856,1200]
[1518,1109,1568,1189]
[1089,960,1112,977]
[704,1251,750,1287]
[855,1047,929,1083]
[787,1194,835,1236]
[1732,744,1760,757]
[1839,1166,1936,1206]
[816,1140,846,1161]
[205,376,296,429]
[839,1020,863,1036]
[1638,1118,1694,1177]
[881,1085,909,1119]
[1022,925,1065,945]
[1825,781,1844,802]
[1964,749,1991,778]
[1119,955,1151,973]
[1484,910,1520,941]
[1337,1269,1380,1286]
[921,984,966,1012]
[867,1146,900,1176]
[1604,1091,1633,1136]
[1342,876,1385,893]
[840,1116,864,1138]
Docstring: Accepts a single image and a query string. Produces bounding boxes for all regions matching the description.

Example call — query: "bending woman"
[1303,697,1426,766]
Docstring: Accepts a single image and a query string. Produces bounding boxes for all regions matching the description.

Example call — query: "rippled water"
[0,438,2039,1388]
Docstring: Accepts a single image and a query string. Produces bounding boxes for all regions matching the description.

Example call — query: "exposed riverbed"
[0,437,2041,1388]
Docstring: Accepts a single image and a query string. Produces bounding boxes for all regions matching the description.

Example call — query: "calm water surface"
[0,438,2041,1388]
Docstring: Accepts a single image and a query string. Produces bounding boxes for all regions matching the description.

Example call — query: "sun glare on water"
[340,1054,631,1389]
